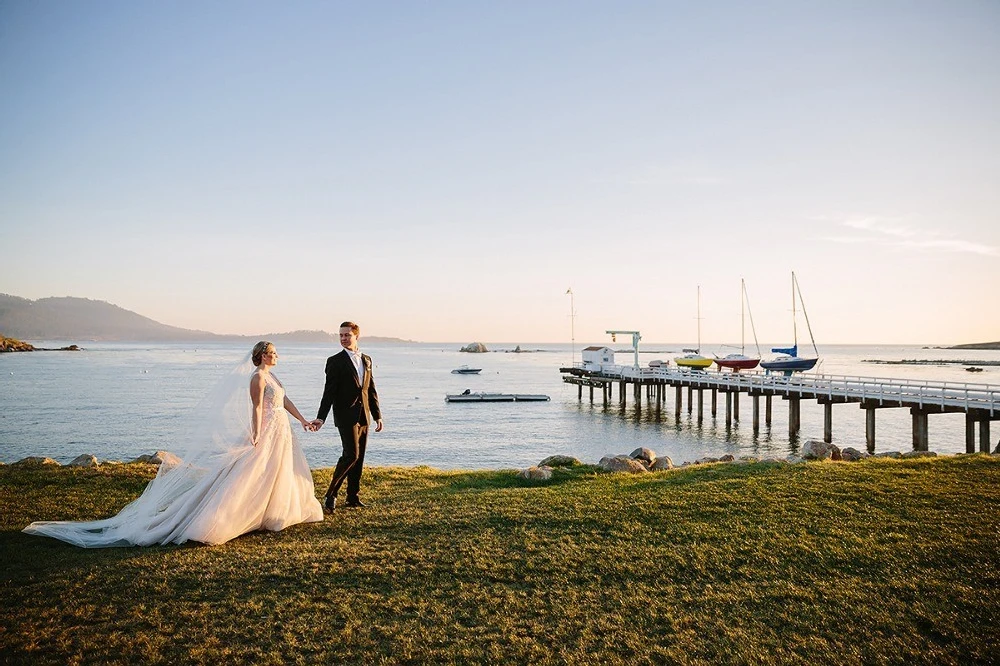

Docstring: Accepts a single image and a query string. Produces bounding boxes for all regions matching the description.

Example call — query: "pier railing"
[571,364,1000,415]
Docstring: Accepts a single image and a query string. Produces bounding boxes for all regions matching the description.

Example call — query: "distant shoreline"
[940,342,1000,351]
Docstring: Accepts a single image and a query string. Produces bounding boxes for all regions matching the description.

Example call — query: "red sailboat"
[714,279,762,372]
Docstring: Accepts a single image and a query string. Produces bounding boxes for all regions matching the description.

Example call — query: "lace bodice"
[259,371,286,413]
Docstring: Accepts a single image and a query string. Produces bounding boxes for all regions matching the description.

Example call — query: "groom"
[313,321,383,512]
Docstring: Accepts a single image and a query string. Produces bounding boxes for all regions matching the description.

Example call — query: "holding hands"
[303,419,324,432]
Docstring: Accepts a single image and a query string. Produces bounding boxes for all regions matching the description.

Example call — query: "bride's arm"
[283,396,312,430]
[250,373,266,445]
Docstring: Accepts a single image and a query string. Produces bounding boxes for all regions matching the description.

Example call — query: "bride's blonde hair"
[252,341,274,367]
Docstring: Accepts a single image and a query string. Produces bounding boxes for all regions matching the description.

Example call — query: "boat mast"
[739,279,745,354]
[742,279,762,356]
[696,285,702,354]
[566,288,575,365]
[793,272,820,357]
[791,271,798,352]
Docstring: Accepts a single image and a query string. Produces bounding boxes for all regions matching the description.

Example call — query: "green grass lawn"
[2,456,998,665]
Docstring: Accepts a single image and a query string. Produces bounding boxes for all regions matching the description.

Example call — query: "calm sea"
[1,341,996,469]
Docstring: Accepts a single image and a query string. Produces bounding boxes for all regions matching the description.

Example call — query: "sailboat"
[760,271,819,374]
[675,286,714,370]
[714,278,761,372]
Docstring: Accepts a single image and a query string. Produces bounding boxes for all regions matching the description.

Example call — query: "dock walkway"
[560,365,1000,452]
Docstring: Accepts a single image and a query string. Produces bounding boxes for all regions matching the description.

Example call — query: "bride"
[23,341,324,547]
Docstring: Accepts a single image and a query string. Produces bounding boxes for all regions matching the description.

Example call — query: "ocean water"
[1,341,997,469]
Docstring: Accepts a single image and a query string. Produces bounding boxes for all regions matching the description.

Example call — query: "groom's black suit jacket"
[316,349,381,428]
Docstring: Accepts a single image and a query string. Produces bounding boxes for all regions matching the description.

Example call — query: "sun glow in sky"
[1,1,998,345]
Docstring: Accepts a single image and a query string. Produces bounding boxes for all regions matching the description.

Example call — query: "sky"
[1,1,998,345]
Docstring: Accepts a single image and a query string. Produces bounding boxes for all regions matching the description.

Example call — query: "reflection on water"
[1,342,995,469]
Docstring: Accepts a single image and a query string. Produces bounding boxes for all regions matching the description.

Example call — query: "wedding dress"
[24,364,323,547]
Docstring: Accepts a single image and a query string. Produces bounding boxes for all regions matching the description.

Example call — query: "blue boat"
[761,272,820,375]
[759,344,818,372]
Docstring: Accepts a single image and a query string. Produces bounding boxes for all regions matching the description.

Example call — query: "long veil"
[23,352,257,547]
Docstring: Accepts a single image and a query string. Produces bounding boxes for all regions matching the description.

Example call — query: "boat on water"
[446,390,550,403]
[675,286,713,370]
[451,365,482,375]
[714,278,762,372]
[966,366,984,373]
[760,271,819,374]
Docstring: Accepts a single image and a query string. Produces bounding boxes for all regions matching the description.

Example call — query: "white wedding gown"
[24,370,323,547]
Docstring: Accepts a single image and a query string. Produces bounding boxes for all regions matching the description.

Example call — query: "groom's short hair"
[340,321,360,336]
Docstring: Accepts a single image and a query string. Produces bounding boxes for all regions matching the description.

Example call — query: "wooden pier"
[560,365,1000,452]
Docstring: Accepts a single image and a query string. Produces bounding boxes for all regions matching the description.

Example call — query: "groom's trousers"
[326,421,368,501]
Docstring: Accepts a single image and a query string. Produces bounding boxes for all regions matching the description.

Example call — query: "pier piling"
[560,365,998,454]
[865,406,877,452]
[911,408,929,451]
[788,397,801,436]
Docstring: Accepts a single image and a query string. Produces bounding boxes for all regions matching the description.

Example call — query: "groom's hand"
[310,419,324,431]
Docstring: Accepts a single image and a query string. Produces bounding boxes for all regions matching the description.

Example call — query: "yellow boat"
[674,351,714,370]
[674,286,713,370]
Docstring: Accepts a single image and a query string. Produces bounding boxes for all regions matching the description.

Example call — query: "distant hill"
[947,341,1000,350]
[0,294,411,344]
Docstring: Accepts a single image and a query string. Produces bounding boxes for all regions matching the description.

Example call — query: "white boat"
[451,365,482,375]
[446,391,550,402]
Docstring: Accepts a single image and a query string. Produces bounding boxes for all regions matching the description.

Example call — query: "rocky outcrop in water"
[1,335,35,352]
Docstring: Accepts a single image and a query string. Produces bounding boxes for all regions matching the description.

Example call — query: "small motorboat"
[446,390,549,402]
[451,365,482,375]
[966,366,984,372]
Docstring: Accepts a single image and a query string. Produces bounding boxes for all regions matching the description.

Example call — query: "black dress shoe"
[345,498,367,508]
[323,496,337,513]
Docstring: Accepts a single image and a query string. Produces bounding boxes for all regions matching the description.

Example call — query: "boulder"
[538,455,581,468]
[629,447,656,465]
[801,440,841,461]
[840,447,869,462]
[131,451,180,465]
[68,454,99,468]
[599,455,649,474]
[719,454,735,463]
[650,456,674,471]
[13,456,60,467]
[875,451,902,459]
[460,342,488,353]
[901,450,937,459]
[518,466,553,480]
[694,457,720,465]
